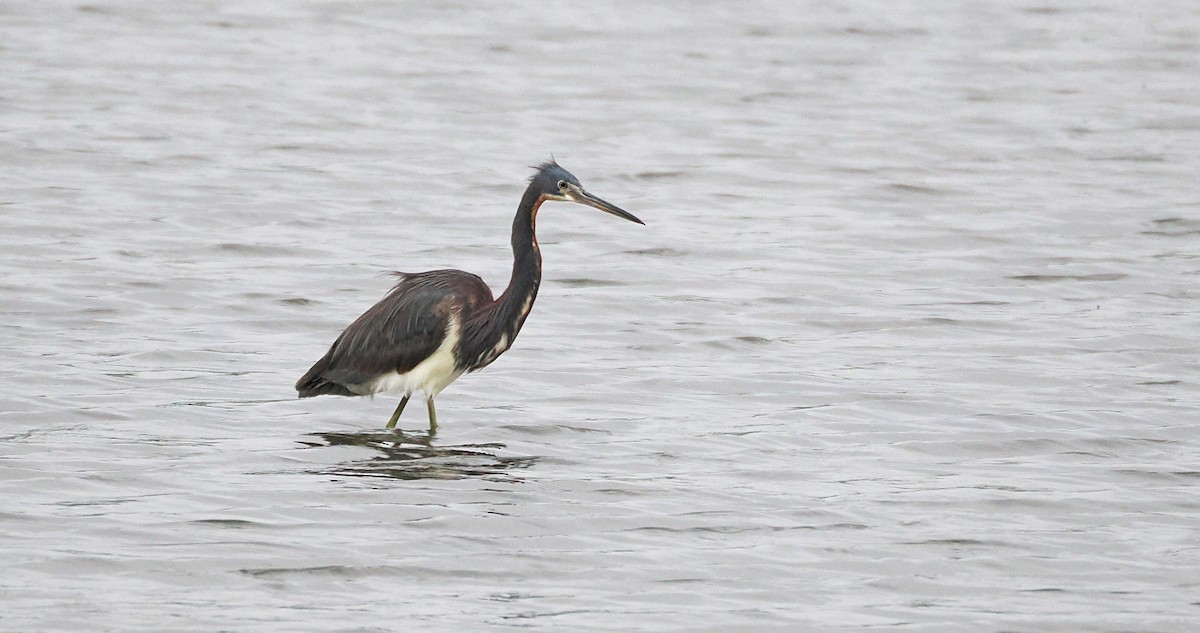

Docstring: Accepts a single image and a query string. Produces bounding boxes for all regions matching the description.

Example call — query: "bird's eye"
[557,180,569,191]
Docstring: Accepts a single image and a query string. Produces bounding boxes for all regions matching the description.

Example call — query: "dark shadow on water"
[298,428,536,482]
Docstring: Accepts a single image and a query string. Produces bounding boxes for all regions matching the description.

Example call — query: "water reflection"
[299,428,535,482]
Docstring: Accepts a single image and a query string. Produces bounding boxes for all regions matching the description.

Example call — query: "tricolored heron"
[295,160,643,430]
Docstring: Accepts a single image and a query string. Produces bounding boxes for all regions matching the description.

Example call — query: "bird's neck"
[497,187,544,322]
[459,187,546,372]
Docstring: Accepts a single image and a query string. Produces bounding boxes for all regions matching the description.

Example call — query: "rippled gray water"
[3,2,1199,631]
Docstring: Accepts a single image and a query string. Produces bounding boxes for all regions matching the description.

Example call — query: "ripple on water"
[1008,273,1129,282]
[553,277,627,288]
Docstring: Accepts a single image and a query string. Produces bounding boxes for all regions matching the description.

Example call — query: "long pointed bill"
[573,189,645,225]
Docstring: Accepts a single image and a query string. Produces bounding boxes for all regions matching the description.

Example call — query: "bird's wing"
[314,271,493,388]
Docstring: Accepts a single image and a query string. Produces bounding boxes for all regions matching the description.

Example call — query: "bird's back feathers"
[295,270,494,397]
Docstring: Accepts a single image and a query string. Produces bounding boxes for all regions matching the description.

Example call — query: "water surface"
[2,2,1198,631]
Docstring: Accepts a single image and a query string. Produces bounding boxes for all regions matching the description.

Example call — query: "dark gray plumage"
[296,271,491,397]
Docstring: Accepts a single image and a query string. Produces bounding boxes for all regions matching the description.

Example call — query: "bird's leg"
[385,395,410,429]
[426,397,438,432]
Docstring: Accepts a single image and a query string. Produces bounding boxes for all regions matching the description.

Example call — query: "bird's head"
[529,160,644,225]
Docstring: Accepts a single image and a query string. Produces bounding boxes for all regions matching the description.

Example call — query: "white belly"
[365,315,464,399]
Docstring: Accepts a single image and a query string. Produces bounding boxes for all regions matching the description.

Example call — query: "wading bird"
[295,160,643,430]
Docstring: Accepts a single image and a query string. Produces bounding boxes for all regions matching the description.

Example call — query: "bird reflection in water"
[299,428,536,482]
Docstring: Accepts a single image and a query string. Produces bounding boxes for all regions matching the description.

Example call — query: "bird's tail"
[295,355,355,398]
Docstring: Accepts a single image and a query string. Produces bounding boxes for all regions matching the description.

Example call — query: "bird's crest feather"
[528,157,560,181]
